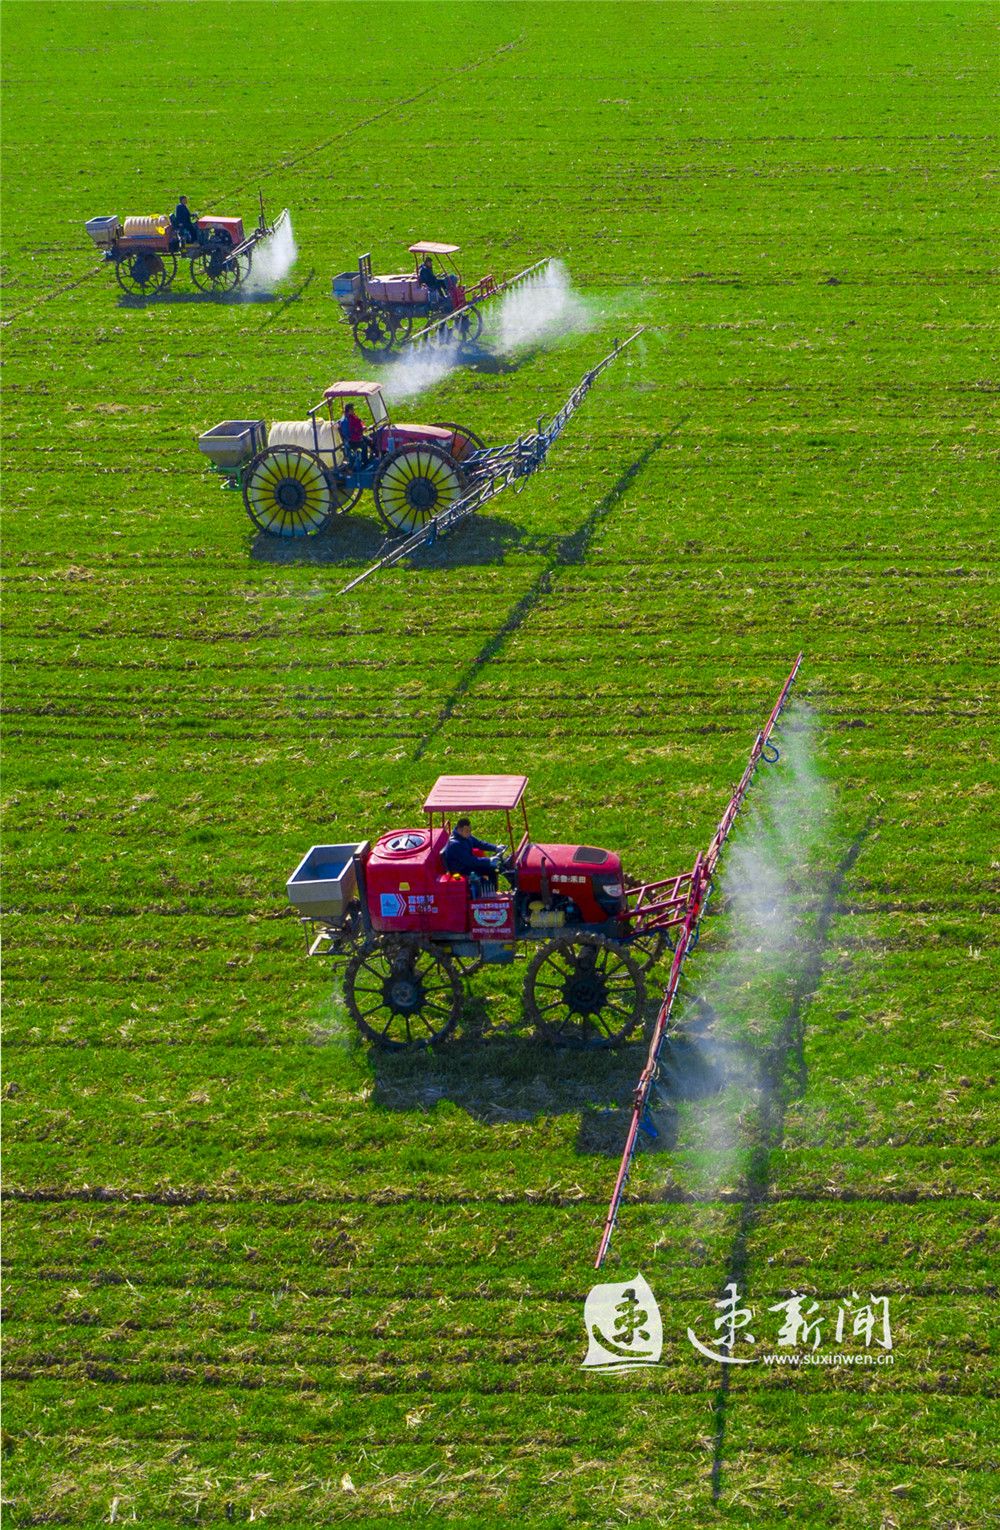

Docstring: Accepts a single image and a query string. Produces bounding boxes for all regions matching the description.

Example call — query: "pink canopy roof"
[408,241,460,255]
[423,775,528,812]
[323,381,385,399]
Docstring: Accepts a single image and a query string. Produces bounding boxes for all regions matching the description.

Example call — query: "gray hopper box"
[286,843,369,922]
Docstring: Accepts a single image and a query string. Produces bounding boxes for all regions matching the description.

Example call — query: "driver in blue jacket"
[443,817,501,898]
[417,254,449,299]
[173,196,199,242]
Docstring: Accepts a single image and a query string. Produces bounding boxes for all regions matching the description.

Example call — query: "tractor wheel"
[115,251,174,296]
[457,304,483,343]
[524,932,646,1049]
[390,313,413,346]
[431,423,486,465]
[373,444,466,536]
[329,476,363,516]
[352,309,394,357]
[190,251,240,294]
[235,251,253,286]
[623,928,670,973]
[242,446,334,538]
[344,939,463,1050]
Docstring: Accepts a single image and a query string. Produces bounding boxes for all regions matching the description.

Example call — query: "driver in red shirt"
[338,401,370,465]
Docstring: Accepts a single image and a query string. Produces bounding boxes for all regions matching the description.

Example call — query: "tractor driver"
[338,401,370,466]
[417,254,449,300]
[172,196,199,243]
[443,818,503,900]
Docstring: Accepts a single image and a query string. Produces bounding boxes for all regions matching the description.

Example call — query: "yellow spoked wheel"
[242,447,334,538]
[330,477,363,516]
[432,422,486,465]
[373,445,466,535]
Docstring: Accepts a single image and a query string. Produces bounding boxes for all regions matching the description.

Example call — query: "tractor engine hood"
[519,843,625,920]
[521,842,622,883]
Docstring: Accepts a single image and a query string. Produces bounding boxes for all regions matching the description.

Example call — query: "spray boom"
[340,329,644,594]
[594,654,804,1268]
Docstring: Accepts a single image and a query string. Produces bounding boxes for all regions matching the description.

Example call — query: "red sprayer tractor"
[285,658,803,1061]
[332,241,549,355]
[85,193,289,296]
[197,332,643,554]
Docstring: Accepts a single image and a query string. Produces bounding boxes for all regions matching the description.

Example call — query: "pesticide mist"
[494,258,591,351]
[381,259,592,402]
[241,210,297,294]
[381,344,461,406]
[654,705,833,1200]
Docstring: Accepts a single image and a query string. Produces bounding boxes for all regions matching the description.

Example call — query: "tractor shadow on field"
[370,1030,649,1140]
[249,512,548,569]
[116,280,306,310]
[368,981,727,1156]
[368,340,547,377]
[575,997,734,1157]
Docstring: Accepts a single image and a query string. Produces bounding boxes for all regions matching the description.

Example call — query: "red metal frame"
[594,654,804,1268]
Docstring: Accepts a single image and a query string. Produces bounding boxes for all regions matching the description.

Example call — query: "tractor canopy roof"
[324,381,386,399]
[409,242,460,255]
[423,775,528,812]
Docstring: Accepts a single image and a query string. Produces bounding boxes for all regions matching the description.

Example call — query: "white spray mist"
[494,258,592,352]
[241,210,298,293]
[657,705,832,1197]
[380,342,462,406]
[377,259,592,403]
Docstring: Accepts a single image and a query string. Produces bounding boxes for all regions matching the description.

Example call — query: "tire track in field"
[708,816,878,1504]
[219,35,524,201]
[2,36,523,329]
[410,429,674,762]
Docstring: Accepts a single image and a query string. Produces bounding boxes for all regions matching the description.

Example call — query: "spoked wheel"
[344,939,463,1050]
[623,928,670,973]
[432,423,486,465]
[447,948,485,979]
[242,447,334,537]
[115,251,175,296]
[190,251,240,294]
[390,313,413,346]
[329,476,363,516]
[373,444,466,535]
[524,933,646,1049]
[457,304,483,343]
[352,310,394,357]
[236,251,253,286]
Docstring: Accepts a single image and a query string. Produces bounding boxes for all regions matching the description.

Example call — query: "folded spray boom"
[594,654,804,1269]
[339,328,645,594]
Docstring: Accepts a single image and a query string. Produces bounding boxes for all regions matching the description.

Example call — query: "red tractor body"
[361,823,623,940]
[515,842,626,926]
[287,774,662,1051]
[365,828,469,934]
[372,421,454,455]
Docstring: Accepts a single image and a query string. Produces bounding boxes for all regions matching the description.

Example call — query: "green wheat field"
[2,2,997,1525]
